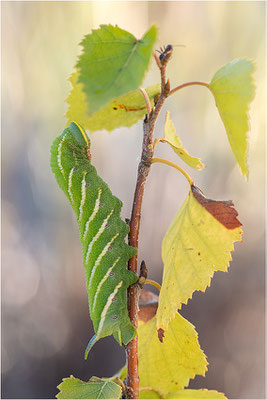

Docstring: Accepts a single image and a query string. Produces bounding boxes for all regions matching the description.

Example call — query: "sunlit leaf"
[139,389,161,399]
[77,24,157,115]
[166,389,227,399]
[56,375,122,399]
[66,71,160,132]
[157,185,242,332]
[139,388,226,399]
[209,58,255,178]
[138,312,208,393]
[162,111,204,170]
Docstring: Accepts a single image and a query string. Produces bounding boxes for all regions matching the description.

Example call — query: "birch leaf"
[66,71,160,132]
[77,24,157,115]
[56,376,122,399]
[166,389,227,399]
[157,185,242,333]
[162,111,204,170]
[138,312,208,393]
[209,58,255,178]
[140,388,227,399]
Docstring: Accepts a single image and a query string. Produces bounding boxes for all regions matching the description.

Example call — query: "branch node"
[138,260,148,288]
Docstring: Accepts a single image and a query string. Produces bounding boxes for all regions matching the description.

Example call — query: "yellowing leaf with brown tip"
[161,111,204,170]
[157,185,242,332]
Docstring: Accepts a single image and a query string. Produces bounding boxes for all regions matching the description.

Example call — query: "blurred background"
[1,1,265,399]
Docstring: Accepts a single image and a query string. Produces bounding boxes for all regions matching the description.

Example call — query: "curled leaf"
[160,111,204,170]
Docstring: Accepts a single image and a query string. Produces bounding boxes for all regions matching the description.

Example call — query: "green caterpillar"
[50,122,138,357]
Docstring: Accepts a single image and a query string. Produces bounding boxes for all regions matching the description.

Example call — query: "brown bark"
[126,55,170,398]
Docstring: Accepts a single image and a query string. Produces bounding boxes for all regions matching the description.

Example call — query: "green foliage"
[161,111,204,170]
[77,24,157,115]
[209,58,255,178]
[157,185,242,332]
[66,71,160,132]
[50,122,138,354]
[57,376,122,399]
[53,22,256,400]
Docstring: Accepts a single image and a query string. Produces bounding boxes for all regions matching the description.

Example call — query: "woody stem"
[126,59,170,399]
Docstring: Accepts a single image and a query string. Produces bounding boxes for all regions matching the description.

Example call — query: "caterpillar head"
[66,121,91,160]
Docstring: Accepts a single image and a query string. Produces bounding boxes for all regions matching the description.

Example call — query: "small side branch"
[139,87,151,115]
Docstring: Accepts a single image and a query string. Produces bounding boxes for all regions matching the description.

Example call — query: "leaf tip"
[191,185,242,230]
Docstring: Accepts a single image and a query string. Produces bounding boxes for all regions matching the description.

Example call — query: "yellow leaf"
[157,185,242,332]
[209,58,255,178]
[138,313,208,393]
[139,388,227,399]
[162,111,204,170]
[66,71,160,132]
[166,389,227,399]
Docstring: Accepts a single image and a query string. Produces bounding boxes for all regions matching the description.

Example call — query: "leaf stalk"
[168,81,210,97]
[145,279,161,292]
[151,157,194,186]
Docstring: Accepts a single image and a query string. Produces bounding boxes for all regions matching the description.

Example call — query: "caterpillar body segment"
[50,122,137,353]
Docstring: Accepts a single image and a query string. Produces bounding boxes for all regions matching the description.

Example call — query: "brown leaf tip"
[191,185,242,230]
[157,328,165,343]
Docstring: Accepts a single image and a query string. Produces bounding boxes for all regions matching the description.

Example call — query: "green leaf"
[209,58,255,178]
[56,376,122,399]
[138,313,208,393]
[157,185,242,332]
[162,111,204,170]
[77,24,157,115]
[66,71,160,132]
[166,389,227,399]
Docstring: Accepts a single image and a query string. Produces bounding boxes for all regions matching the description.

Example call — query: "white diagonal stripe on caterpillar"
[85,210,114,265]
[88,233,119,291]
[57,134,67,177]
[68,167,76,204]
[96,280,123,339]
[78,171,87,222]
[82,189,102,240]
[91,257,121,315]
